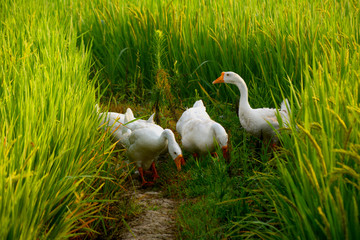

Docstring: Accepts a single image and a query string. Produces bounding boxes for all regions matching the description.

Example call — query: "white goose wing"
[188,100,211,120]
[180,118,213,153]
[177,100,211,133]
[123,108,157,132]
[246,106,290,137]
[177,100,228,155]
[126,125,167,170]
[260,103,290,128]
[98,111,131,147]
[98,112,126,134]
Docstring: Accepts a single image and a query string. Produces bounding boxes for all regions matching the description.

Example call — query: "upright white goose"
[213,72,290,144]
[176,100,229,159]
[122,109,185,187]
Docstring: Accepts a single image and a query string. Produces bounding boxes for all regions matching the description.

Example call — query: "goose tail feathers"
[147,113,155,123]
[95,104,100,113]
[124,108,135,123]
[193,100,205,108]
[281,99,291,115]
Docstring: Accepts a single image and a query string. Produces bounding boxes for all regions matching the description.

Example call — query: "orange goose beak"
[174,154,185,171]
[213,72,225,84]
[222,146,230,161]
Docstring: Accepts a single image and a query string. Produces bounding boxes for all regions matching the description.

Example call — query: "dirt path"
[118,178,178,240]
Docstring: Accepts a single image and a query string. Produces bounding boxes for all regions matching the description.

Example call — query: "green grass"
[0,0,125,239]
[1,0,359,239]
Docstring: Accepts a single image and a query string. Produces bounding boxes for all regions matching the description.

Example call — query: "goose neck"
[161,129,175,144]
[212,123,228,147]
[233,76,251,110]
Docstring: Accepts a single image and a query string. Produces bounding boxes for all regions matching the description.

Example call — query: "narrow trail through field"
[118,177,178,240]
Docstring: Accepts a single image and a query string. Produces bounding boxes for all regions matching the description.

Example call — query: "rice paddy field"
[1,0,359,239]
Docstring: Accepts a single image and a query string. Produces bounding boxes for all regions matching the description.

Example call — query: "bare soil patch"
[117,177,178,240]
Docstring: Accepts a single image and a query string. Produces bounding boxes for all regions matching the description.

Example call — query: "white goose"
[121,109,184,187]
[213,72,290,144]
[176,100,229,159]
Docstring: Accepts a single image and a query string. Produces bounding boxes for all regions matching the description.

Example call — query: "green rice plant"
[74,0,360,238]
[150,29,176,122]
[0,0,123,238]
[267,33,360,240]
[74,0,346,104]
[3,0,357,238]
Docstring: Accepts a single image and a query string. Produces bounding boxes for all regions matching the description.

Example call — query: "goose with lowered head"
[97,107,184,186]
[176,100,229,160]
[213,72,290,145]
[122,109,185,187]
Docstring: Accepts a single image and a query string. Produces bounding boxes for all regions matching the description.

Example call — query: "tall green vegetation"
[270,53,360,239]
[2,0,359,238]
[0,0,120,238]
[76,0,360,238]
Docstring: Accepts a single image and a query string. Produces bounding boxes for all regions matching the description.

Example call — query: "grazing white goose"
[213,72,290,144]
[122,109,184,187]
[97,107,184,186]
[176,100,229,160]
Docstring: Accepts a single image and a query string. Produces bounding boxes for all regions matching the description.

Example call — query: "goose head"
[212,124,229,160]
[218,136,229,160]
[163,129,185,171]
[169,144,184,172]
[213,71,250,109]
[213,71,244,85]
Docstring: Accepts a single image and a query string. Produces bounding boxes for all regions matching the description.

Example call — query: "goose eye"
[226,74,229,76]
[174,152,176,155]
